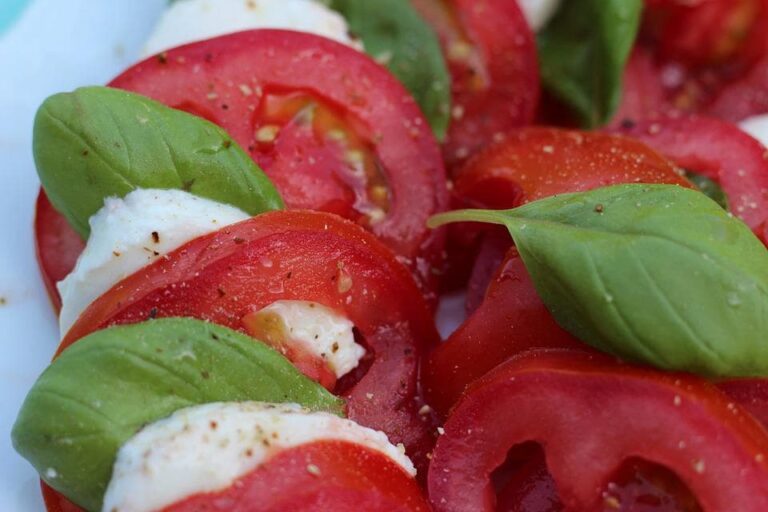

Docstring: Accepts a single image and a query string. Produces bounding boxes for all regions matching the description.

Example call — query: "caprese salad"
[12,1,768,511]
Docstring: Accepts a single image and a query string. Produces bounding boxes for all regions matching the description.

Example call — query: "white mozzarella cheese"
[102,402,415,512]
[517,0,562,32]
[739,114,768,149]
[249,300,365,379]
[142,0,362,57]
[57,189,249,336]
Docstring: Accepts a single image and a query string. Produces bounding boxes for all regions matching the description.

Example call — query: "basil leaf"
[430,184,768,378]
[538,0,642,128]
[12,318,343,511]
[34,86,283,238]
[685,170,729,210]
[324,0,451,140]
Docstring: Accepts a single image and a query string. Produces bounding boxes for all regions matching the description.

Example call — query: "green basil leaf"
[12,318,343,511]
[538,0,642,128]
[323,0,451,140]
[430,184,768,378]
[34,86,283,238]
[685,170,729,210]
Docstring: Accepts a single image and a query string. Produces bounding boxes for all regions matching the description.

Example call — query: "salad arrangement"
[11,0,768,510]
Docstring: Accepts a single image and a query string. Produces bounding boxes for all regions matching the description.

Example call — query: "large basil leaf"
[12,318,343,512]
[34,86,283,238]
[538,0,642,128]
[323,0,451,140]
[430,184,768,377]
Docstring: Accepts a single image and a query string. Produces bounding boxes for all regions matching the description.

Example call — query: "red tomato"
[165,441,430,512]
[428,350,768,511]
[642,0,762,68]
[611,47,676,125]
[34,191,84,312]
[411,0,539,171]
[615,114,768,245]
[41,482,81,512]
[708,54,768,121]
[424,248,584,416]
[719,379,768,429]
[453,127,691,208]
[57,211,439,473]
[109,29,448,303]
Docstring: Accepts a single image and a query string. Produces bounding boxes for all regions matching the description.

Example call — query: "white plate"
[0,1,166,509]
[0,3,467,510]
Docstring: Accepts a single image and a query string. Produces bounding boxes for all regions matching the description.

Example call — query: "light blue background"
[0,0,31,35]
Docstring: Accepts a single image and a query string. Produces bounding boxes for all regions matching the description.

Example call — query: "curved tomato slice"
[56,210,438,473]
[34,190,84,313]
[615,115,768,244]
[165,441,429,512]
[41,482,81,512]
[411,0,539,171]
[425,248,585,416]
[108,29,448,303]
[719,379,768,429]
[428,350,768,511]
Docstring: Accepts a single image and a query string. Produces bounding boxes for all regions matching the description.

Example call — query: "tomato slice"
[425,248,585,416]
[428,350,768,511]
[164,440,429,512]
[41,482,81,512]
[109,29,448,303]
[615,115,768,245]
[718,379,768,429]
[34,190,84,313]
[411,0,539,171]
[57,210,439,473]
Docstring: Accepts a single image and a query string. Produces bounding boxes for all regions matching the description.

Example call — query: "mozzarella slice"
[739,114,768,148]
[517,0,562,32]
[102,402,415,512]
[142,0,362,57]
[246,300,365,379]
[57,189,249,336]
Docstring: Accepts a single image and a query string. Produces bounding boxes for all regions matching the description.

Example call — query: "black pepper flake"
[148,307,158,319]
[620,118,636,130]
[223,139,232,148]
[157,52,168,64]
[217,287,226,298]
[594,204,605,213]
[233,237,245,244]
[201,370,210,379]
[204,53,213,63]
[286,271,292,279]
[151,231,160,244]
[209,420,218,430]
[81,149,89,157]
[211,333,220,341]
[222,104,230,111]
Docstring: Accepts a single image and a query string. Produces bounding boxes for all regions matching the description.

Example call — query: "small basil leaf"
[324,0,451,140]
[538,0,642,128]
[12,318,343,511]
[430,184,768,378]
[34,86,283,238]
[685,170,729,210]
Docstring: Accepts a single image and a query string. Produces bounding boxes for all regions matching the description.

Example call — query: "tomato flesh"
[57,210,439,473]
[412,0,539,170]
[428,350,768,511]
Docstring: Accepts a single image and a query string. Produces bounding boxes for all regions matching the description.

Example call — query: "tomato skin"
[615,115,768,245]
[428,350,768,512]
[412,0,539,171]
[164,441,430,512]
[41,482,82,512]
[109,29,448,304]
[719,379,768,429]
[34,190,84,313]
[57,210,438,473]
